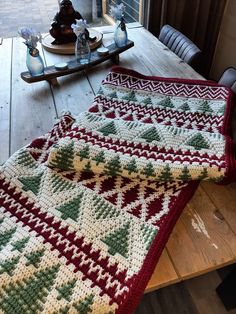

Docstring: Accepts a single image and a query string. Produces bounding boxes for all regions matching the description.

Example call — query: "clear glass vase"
[114,18,128,47]
[26,47,44,76]
[75,32,91,64]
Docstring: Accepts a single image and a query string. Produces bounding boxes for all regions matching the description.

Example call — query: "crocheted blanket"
[47,68,235,184]
[0,67,235,314]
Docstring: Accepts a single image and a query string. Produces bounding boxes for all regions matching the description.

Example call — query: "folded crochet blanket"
[48,68,235,183]
[0,67,235,314]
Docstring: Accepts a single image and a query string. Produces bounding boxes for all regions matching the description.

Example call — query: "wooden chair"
[218,67,236,94]
[159,24,201,70]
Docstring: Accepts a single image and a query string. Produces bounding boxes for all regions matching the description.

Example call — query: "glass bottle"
[114,17,128,47]
[75,32,91,64]
[26,47,44,76]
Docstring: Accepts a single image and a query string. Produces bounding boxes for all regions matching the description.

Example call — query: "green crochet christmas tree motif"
[179,102,190,111]
[178,166,192,181]
[0,256,20,276]
[217,105,225,115]
[158,97,174,108]
[124,158,138,175]
[142,162,156,178]
[78,145,90,161]
[141,224,157,250]
[56,193,84,221]
[186,133,210,150]
[0,264,59,314]
[54,306,70,314]
[51,144,59,150]
[198,100,213,113]
[168,126,183,136]
[51,174,75,194]
[97,87,104,95]
[122,90,137,102]
[126,121,139,130]
[158,165,173,182]
[19,172,43,196]
[93,196,120,219]
[93,151,105,166]
[11,236,30,253]
[108,91,118,99]
[98,121,117,136]
[56,279,76,302]
[211,175,224,183]
[25,249,45,268]
[83,161,92,173]
[197,168,208,180]
[102,223,130,258]
[73,294,94,314]
[86,113,103,122]
[0,228,16,251]
[49,141,74,171]
[140,127,161,143]
[104,155,122,177]
[17,149,37,168]
[142,96,153,105]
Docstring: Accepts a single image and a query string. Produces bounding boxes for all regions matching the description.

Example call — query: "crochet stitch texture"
[48,68,235,184]
[0,67,235,314]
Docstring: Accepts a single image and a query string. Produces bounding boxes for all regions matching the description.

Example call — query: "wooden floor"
[135,269,236,314]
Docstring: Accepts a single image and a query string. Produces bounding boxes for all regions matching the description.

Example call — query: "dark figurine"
[49,0,88,44]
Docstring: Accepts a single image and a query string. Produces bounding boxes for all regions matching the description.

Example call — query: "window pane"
[71,0,144,26]
[105,0,143,23]
[71,0,106,26]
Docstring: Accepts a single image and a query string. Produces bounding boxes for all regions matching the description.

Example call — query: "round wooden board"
[42,29,103,55]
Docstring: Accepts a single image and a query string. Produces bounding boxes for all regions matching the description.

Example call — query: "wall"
[210,0,236,80]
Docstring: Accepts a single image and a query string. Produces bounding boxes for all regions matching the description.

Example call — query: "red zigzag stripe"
[103,73,229,100]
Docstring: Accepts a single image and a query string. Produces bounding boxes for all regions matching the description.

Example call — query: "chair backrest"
[159,24,201,69]
[218,67,236,94]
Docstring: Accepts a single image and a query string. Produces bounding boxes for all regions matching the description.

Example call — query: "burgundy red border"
[117,180,199,314]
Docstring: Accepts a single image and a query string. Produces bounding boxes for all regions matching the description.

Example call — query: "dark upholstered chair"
[218,67,236,94]
[219,67,236,141]
[159,24,201,70]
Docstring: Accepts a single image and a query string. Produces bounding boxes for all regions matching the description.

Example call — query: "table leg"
[48,78,59,86]
[111,54,119,64]
[216,264,236,310]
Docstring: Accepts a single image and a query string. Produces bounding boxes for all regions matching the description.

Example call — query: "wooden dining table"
[0,24,236,293]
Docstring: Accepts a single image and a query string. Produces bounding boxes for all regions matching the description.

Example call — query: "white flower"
[71,19,88,36]
[18,27,42,48]
[110,3,125,21]
[18,27,31,40]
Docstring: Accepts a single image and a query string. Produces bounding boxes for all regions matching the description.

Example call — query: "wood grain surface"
[201,181,236,233]
[11,38,56,154]
[166,186,236,279]
[0,38,12,164]
[145,249,180,293]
